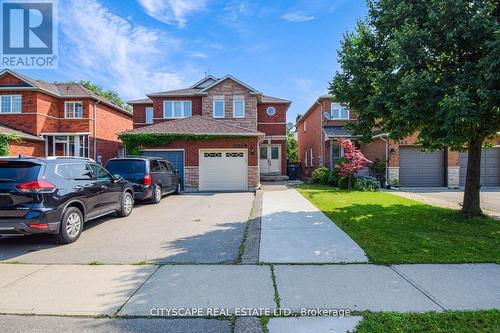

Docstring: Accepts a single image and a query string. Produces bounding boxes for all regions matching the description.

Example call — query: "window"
[159,160,170,172]
[310,148,313,167]
[331,103,349,120]
[145,107,153,124]
[331,142,342,166]
[90,164,113,181]
[213,96,225,118]
[65,163,93,180]
[233,95,245,118]
[304,149,308,167]
[65,102,83,118]
[150,160,162,172]
[0,95,22,113]
[266,106,276,116]
[303,121,307,132]
[163,101,192,119]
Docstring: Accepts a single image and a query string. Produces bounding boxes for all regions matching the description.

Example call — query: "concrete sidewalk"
[0,263,498,317]
[259,188,368,263]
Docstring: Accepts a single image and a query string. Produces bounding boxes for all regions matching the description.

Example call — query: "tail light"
[143,173,152,186]
[17,180,56,193]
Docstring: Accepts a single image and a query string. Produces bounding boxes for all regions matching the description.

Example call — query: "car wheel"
[55,207,83,244]
[175,182,182,195]
[150,185,162,204]
[118,191,134,217]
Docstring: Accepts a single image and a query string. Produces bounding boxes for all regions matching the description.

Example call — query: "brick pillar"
[387,139,400,186]
[447,149,460,188]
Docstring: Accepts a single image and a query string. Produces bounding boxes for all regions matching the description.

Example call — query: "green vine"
[119,133,255,155]
[0,134,21,156]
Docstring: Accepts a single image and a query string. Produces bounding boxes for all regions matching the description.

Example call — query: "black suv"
[0,157,134,243]
[105,157,181,204]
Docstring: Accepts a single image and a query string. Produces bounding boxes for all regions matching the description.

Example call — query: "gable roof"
[127,97,153,105]
[200,75,261,94]
[190,75,218,89]
[296,94,333,126]
[0,69,132,116]
[122,115,263,136]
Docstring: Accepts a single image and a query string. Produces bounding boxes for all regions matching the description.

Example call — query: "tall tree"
[286,128,298,163]
[331,0,499,216]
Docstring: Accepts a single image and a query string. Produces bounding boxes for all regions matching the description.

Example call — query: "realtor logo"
[1,0,58,68]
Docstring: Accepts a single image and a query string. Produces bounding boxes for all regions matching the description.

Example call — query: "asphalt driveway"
[394,187,500,216]
[0,192,254,264]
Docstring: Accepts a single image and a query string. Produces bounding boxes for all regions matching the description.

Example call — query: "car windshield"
[105,160,146,175]
[0,161,41,182]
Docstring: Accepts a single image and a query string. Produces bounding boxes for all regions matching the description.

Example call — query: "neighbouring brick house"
[0,69,133,163]
[297,95,500,187]
[126,75,291,192]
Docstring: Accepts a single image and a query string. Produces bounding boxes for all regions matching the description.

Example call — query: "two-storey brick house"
[126,75,291,192]
[0,69,133,163]
[298,95,500,187]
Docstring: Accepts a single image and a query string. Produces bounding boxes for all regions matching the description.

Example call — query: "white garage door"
[199,150,247,191]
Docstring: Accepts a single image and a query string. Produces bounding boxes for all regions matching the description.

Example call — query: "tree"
[286,128,298,163]
[330,0,499,216]
[66,80,132,112]
[336,138,371,188]
[295,113,303,124]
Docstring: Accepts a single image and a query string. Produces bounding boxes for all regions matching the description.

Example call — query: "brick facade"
[9,140,45,157]
[0,71,132,163]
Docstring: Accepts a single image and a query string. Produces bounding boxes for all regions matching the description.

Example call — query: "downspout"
[316,100,324,167]
[257,135,266,188]
[380,135,389,188]
[93,100,100,161]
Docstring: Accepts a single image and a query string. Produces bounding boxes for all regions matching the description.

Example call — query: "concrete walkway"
[0,263,498,317]
[259,188,368,263]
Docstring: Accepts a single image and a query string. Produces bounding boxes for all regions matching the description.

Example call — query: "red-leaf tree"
[336,138,371,188]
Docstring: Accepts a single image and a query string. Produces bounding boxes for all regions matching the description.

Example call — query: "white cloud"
[138,0,206,28]
[281,11,315,22]
[60,0,198,100]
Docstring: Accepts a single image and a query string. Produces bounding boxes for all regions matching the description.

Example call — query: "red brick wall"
[0,91,38,134]
[9,140,45,157]
[257,103,287,137]
[297,102,322,173]
[141,137,259,167]
[361,138,386,164]
[0,73,25,85]
[151,96,203,119]
[132,103,153,127]
[95,102,133,163]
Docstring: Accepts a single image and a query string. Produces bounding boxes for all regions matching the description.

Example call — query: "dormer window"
[331,103,349,120]
[164,101,192,119]
[65,101,83,118]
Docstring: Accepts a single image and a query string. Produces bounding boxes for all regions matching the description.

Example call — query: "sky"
[19,0,367,123]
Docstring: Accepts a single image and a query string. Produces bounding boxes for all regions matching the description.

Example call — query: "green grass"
[355,310,500,332]
[297,184,500,264]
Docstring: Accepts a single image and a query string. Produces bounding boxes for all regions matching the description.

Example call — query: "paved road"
[395,187,500,216]
[0,192,254,264]
[259,188,368,263]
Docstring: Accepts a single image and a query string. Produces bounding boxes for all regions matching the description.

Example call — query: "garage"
[199,149,247,191]
[399,147,445,187]
[459,148,500,186]
[141,150,185,190]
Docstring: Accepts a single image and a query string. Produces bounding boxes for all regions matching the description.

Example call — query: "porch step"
[260,174,290,182]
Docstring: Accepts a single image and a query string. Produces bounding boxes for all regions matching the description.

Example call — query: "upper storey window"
[164,101,192,119]
[0,95,22,113]
[145,107,153,124]
[213,96,225,118]
[331,103,349,120]
[65,101,83,118]
[233,95,245,118]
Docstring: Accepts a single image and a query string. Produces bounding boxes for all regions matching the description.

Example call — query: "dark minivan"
[0,157,134,243]
[105,157,181,204]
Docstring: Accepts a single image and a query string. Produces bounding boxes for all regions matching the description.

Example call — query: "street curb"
[241,191,263,264]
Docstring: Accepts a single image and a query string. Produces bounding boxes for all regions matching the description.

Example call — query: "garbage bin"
[287,164,299,180]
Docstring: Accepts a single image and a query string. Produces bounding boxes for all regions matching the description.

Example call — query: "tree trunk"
[462,136,484,216]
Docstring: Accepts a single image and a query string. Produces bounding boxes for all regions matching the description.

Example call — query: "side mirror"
[113,175,123,182]
[174,169,179,174]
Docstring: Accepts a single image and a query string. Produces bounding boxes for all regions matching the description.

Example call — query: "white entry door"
[260,145,281,174]
[199,150,247,191]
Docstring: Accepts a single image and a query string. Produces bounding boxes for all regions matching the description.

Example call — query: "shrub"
[369,159,386,186]
[328,168,340,187]
[357,176,381,192]
[311,167,330,184]
[338,176,350,189]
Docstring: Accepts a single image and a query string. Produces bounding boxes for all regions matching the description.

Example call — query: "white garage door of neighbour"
[199,150,247,191]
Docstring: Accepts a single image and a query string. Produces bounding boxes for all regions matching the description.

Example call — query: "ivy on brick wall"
[119,133,254,155]
[0,134,21,156]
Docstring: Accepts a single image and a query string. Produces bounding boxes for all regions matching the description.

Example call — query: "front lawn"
[297,184,500,264]
[355,310,500,333]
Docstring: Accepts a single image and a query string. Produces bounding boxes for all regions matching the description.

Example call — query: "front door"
[260,145,281,174]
